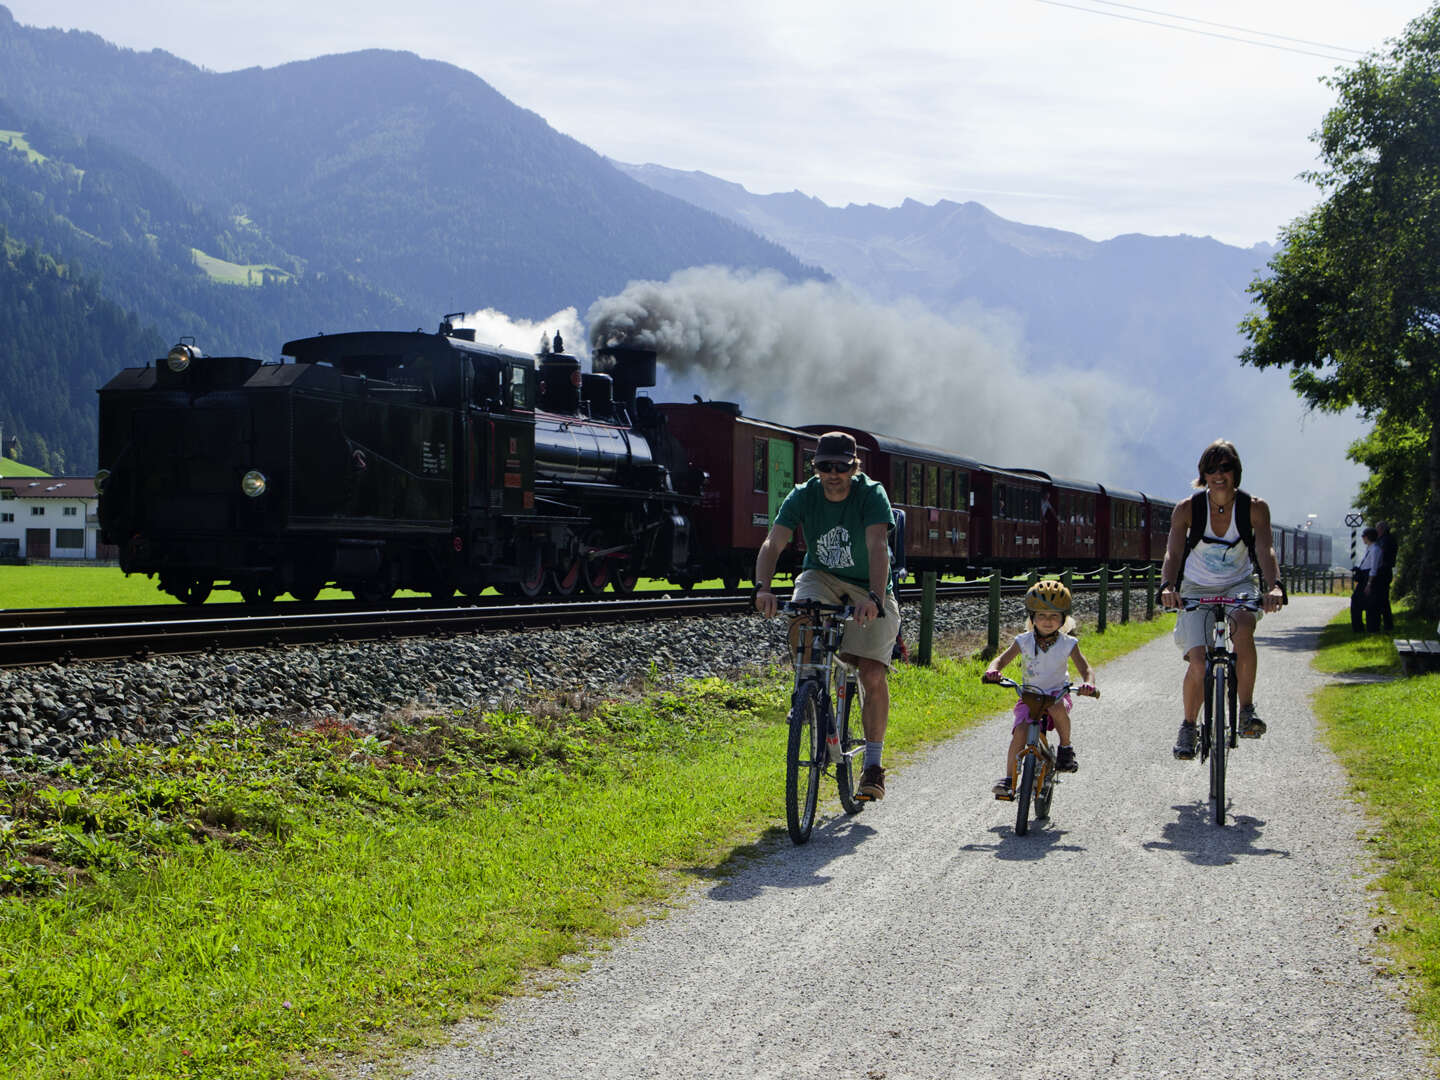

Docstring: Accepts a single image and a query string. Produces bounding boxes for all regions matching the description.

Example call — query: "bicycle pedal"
[993,792,1014,802]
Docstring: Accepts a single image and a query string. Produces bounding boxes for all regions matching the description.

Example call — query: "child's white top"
[1016,630,1077,694]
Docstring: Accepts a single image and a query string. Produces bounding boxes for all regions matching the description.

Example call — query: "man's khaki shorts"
[790,569,901,668]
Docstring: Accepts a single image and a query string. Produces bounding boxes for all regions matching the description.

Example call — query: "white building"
[0,476,107,560]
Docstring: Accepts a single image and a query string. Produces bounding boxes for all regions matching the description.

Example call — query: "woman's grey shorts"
[1173,581,1262,656]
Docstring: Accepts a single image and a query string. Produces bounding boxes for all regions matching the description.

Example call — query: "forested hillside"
[0,4,818,478]
[0,7,815,319]
[0,227,165,473]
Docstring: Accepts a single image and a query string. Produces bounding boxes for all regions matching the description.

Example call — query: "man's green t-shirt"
[774,473,893,590]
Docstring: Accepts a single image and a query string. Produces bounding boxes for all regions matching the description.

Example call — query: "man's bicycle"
[1179,595,1262,826]
[989,677,1098,836]
[778,599,868,844]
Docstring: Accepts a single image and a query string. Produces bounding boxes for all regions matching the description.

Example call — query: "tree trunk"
[1417,385,1440,622]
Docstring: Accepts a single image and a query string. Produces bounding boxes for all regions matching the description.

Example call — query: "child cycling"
[981,580,1096,798]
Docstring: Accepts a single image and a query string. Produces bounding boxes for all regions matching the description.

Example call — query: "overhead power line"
[1031,0,1368,62]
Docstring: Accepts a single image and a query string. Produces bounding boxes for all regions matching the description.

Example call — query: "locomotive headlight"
[94,468,111,492]
[166,343,200,373]
[241,469,268,498]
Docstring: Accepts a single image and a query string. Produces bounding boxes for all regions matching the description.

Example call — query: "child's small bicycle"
[989,677,1099,836]
[778,598,868,844]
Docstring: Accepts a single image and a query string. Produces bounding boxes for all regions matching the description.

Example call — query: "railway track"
[0,577,1126,669]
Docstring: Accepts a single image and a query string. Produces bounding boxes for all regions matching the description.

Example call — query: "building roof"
[0,476,98,499]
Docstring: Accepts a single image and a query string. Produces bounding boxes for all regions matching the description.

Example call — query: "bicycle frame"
[1180,596,1260,826]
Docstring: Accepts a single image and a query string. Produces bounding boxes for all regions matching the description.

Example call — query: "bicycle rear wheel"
[835,674,866,816]
[1210,663,1227,825]
[1015,748,1037,836]
[786,680,825,844]
[1034,750,1055,821]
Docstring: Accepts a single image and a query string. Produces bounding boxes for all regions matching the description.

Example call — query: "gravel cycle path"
[398,596,1436,1080]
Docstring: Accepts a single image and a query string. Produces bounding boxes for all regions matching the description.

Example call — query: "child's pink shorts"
[1012,696,1072,731]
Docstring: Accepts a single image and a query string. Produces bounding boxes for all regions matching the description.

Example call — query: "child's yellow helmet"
[1024,579,1071,614]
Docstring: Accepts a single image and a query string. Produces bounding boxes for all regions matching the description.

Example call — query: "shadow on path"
[689,818,879,901]
[1143,802,1291,866]
[957,822,1086,861]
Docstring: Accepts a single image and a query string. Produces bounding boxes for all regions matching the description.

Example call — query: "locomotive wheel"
[289,582,322,603]
[513,557,548,599]
[550,560,582,598]
[580,533,611,595]
[240,581,278,606]
[610,560,639,595]
[179,579,213,606]
[352,580,394,605]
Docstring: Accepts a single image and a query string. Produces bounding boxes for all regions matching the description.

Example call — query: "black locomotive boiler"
[96,319,700,604]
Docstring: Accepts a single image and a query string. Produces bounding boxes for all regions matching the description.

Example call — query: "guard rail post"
[918,571,936,666]
[1098,565,1109,633]
[1121,564,1131,624]
[987,570,1001,656]
[1146,563,1156,620]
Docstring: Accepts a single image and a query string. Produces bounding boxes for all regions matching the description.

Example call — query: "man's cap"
[813,431,858,464]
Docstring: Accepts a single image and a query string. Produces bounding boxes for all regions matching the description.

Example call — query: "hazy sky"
[7,1,1428,246]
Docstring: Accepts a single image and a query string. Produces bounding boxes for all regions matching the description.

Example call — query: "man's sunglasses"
[814,461,854,474]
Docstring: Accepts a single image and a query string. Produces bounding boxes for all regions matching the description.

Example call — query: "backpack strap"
[1178,489,1258,587]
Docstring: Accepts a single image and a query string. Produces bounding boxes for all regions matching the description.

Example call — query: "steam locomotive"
[95,318,1332,605]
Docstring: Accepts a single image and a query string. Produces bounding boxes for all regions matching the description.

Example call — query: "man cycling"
[1159,439,1285,760]
[754,431,901,800]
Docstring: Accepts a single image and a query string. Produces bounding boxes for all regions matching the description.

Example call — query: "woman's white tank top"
[1182,504,1254,589]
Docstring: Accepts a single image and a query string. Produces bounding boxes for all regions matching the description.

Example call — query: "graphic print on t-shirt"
[814,525,856,570]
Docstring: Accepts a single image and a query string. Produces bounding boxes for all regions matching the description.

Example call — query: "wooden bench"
[1396,624,1440,676]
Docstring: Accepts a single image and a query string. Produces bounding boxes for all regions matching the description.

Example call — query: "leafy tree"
[1240,4,1440,618]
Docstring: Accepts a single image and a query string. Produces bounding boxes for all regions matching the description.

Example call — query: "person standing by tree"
[1352,527,1381,634]
[1375,521,1397,632]
[1240,4,1440,621]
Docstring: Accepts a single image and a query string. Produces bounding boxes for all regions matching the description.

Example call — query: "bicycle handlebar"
[1177,596,1263,613]
[777,599,856,619]
[987,676,1099,699]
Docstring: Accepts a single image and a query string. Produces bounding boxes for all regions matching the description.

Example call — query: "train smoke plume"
[587,267,1142,479]
[456,305,588,358]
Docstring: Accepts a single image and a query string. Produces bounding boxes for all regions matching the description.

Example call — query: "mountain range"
[0,4,1364,525]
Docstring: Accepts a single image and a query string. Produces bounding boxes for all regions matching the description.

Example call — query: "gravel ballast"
[1,590,1119,765]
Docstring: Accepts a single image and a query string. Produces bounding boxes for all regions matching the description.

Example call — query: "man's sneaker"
[858,765,887,801]
[1056,745,1078,773]
[992,775,1014,800]
[1238,705,1267,739]
[1173,722,1200,760]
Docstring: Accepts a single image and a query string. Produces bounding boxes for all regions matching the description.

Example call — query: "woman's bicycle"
[1179,595,1262,826]
[989,677,1098,836]
[778,599,868,844]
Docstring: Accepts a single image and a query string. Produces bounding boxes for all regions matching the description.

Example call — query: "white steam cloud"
[587,267,1148,482]
[456,305,589,358]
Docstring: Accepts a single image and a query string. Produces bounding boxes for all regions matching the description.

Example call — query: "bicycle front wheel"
[1015,749,1037,836]
[786,680,825,844]
[835,675,866,816]
[1210,663,1227,825]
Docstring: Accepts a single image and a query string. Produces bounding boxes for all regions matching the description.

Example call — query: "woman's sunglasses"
[814,461,854,474]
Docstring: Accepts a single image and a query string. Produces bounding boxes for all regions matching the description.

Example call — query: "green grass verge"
[0,614,1169,1078]
[1310,604,1440,1051]
[0,458,49,478]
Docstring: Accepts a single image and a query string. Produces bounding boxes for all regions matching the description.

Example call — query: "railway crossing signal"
[1345,512,1363,566]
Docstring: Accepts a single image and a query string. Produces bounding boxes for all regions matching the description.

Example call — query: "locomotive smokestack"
[593,344,657,405]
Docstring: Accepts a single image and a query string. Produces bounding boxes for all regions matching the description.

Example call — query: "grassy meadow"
[1309,605,1440,1048]
[0,598,1169,1079]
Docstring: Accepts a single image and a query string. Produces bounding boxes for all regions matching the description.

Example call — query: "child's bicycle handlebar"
[984,675,1099,699]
